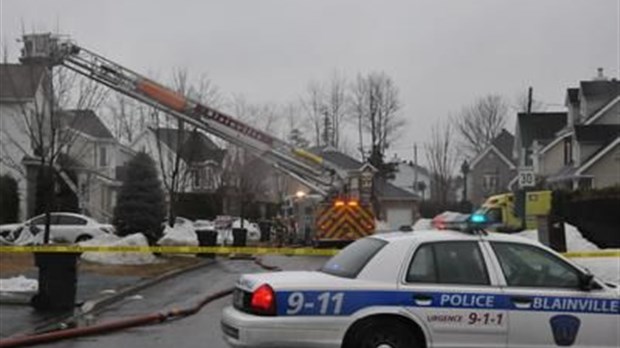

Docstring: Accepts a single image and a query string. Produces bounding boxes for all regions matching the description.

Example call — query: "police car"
[221,229,619,348]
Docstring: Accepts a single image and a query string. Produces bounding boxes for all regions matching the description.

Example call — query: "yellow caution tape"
[0,245,339,256]
[0,246,617,258]
[562,250,620,258]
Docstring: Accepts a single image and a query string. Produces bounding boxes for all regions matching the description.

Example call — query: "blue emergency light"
[470,213,487,224]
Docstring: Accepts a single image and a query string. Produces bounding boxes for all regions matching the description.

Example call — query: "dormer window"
[99,147,107,167]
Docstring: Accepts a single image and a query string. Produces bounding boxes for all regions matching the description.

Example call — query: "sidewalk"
[0,254,210,338]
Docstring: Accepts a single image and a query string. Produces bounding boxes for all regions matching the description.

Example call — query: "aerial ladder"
[19,33,375,245]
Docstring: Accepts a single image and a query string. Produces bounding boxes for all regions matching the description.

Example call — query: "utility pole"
[413,143,418,195]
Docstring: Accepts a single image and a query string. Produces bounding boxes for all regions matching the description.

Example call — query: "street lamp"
[461,160,470,203]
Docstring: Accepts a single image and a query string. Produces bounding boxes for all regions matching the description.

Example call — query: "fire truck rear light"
[347,200,358,207]
[334,200,345,207]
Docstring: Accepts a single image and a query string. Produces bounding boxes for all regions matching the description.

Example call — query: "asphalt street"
[37,255,328,348]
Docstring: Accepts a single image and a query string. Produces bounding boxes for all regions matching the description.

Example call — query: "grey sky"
[1,0,618,162]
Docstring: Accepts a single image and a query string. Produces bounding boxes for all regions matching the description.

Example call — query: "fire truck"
[19,33,375,245]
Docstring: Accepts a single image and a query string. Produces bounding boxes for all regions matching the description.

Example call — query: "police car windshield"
[320,238,387,278]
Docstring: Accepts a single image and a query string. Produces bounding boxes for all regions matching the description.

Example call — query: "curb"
[18,257,216,336]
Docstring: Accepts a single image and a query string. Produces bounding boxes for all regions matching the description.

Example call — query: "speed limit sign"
[518,170,536,188]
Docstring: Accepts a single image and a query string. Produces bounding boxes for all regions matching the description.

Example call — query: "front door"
[400,240,508,347]
[488,241,619,348]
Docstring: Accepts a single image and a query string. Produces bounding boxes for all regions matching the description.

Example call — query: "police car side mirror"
[578,273,595,291]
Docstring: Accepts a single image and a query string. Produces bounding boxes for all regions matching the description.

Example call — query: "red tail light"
[250,284,276,315]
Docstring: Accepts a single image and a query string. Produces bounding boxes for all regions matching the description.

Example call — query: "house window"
[563,138,572,165]
[578,177,593,189]
[99,147,107,167]
[192,169,201,188]
[483,174,499,193]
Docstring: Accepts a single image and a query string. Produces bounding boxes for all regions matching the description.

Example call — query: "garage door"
[386,208,412,230]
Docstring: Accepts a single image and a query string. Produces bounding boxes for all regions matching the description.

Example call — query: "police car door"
[487,241,619,348]
[400,240,508,347]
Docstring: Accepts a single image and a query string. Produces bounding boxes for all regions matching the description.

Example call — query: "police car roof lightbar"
[462,213,489,236]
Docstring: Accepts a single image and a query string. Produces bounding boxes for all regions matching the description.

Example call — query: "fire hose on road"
[0,258,281,348]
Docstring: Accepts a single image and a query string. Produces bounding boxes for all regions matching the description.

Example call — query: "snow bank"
[571,257,620,284]
[374,220,392,233]
[413,219,432,231]
[158,224,198,246]
[80,233,158,265]
[0,275,38,293]
[516,223,601,252]
[232,219,261,242]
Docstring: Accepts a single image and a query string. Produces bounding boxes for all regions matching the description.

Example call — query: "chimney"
[594,67,607,81]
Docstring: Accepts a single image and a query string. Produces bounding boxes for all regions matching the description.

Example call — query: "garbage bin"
[31,251,81,312]
[232,228,247,247]
[537,215,567,252]
[196,229,218,258]
[258,221,271,242]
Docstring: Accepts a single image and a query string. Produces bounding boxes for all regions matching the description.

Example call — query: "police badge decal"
[549,315,581,346]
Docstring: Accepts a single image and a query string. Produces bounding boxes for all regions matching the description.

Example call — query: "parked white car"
[222,230,619,348]
[0,212,115,244]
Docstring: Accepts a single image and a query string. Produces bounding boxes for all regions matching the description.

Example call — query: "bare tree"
[1,60,108,241]
[146,67,222,225]
[454,94,508,157]
[425,121,458,204]
[300,81,325,147]
[350,71,404,172]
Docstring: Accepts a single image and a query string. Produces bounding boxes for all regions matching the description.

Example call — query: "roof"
[375,179,419,201]
[574,125,620,143]
[517,112,567,148]
[580,80,620,99]
[584,96,620,125]
[0,64,47,100]
[576,137,620,175]
[470,129,516,170]
[153,128,225,163]
[490,129,515,161]
[309,146,364,170]
[60,109,114,139]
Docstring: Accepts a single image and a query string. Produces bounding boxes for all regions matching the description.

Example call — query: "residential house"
[390,160,433,201]
[309,147,420,230]
[0,64,50,220]
[514,112,567,169]
[538,72,620,189]
[59,109,132,222]
[467,129,517,205]
[132,127,226,195]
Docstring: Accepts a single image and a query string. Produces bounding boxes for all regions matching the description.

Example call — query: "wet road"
[38,255,327,348]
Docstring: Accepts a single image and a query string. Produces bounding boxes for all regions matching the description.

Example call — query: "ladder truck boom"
[20,33,377,246]
[20,33,341,196]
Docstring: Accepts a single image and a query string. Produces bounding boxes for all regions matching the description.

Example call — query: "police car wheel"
[354,320,417,348]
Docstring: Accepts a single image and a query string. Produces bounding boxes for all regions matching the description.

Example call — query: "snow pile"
[80,233,158,265]
[232,219,261,242]
[0,275,38,293]
[374,220,392,233]
[413,219,432,231]
[515,223,601,252]
[571,258,620,284]
[158,224,198,246]
[2,227,44,246]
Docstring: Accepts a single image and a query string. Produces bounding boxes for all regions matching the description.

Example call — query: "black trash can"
[196,229,218,258]
[258,221,271,242]
[232,228,247,247]
[32,251,81,312]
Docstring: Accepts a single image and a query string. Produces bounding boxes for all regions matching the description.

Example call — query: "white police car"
[221,230,619,348]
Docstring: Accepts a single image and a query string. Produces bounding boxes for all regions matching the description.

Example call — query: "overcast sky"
[1,0,618,162]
